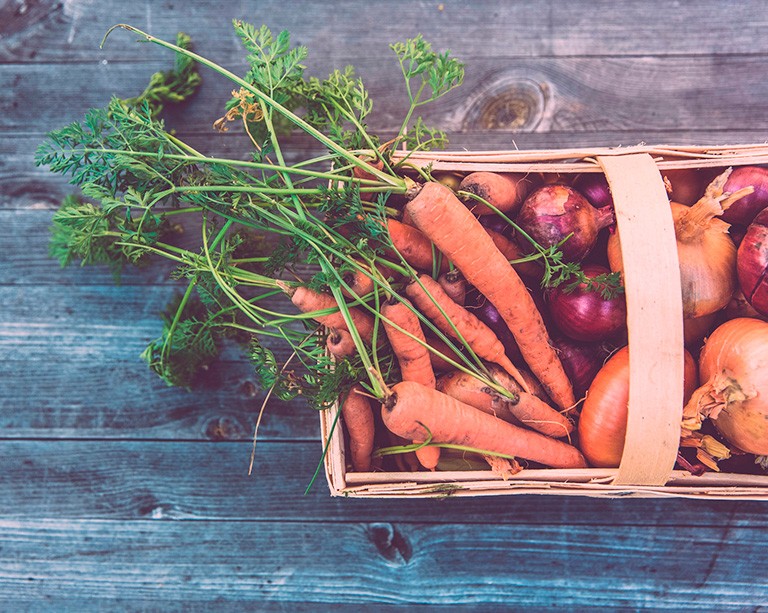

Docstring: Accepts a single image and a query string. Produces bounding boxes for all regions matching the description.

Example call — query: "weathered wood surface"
[1,518,766,610]
[3,0,768,609]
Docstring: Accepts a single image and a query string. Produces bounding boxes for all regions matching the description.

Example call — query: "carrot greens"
[36,21,466,406]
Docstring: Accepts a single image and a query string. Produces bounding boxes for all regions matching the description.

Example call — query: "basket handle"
[596,153,685,486]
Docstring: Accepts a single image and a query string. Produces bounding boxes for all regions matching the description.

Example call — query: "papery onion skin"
[578,346,698,468]
[516,184,615,262]
[607,201,738,319]
[721,165,768,227]
[695,317,768,455]
[546,264,627,342]
[737,208,768,316]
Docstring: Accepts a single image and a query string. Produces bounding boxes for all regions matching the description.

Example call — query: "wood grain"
[3,0,768,63]
[7,56,768,136]
[4,0,768,608]
[0,517,765,608]
[0,359,317,440]
[1,440,766,525]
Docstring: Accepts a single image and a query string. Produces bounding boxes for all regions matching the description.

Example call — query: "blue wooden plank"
[0,440,765,524]
[0,518,765,609]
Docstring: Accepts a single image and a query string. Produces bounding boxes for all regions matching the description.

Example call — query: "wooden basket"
[321,144,768,499]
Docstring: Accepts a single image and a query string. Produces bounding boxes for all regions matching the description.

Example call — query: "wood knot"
[462,77,548,132]
[367,523,413,566]
[203,415,249,440]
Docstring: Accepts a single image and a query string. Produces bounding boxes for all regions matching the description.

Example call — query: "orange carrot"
[381,298,436,388]
[405,182,575,411]
[381,297,440,470]
[436,370,521,423]
[443,366,573,438]
[405,273,529,391]
[424,334,465,372]
[326,327,356,358]
[459,171,533,216]
[381,381,587,469]
[437,269,467,305]
[340,384,375,472]
[341,265,376,299]
[287,285,375,344]
[387,218,450,273]
[352,157,385,182]
[385,431,421,472]
[485,228,543,280]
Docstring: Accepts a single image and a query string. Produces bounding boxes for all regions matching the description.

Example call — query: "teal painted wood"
[6,56,768,135]
[0,518,766,609]
[3,0,768,609]
[4,0,768,63]
[0,440,767,524]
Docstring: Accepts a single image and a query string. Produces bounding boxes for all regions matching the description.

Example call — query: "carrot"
[424,334,465,372]
[459,171,533,216]
[385,431,421,472]
[400,205,416,227]
[287,285,375,344]
[405,182,575,411]
[381,297,440,470]
[485,228,543,280]
[381,381,587,469]
[340,384,375,472]
[326,327,356,358]
[381,298,436,388]
[436,370,521,423]
[341,265,376,299]
[352,157,384,182]
[437,269,467,305]
[405,273,529,391]
[438,369,574,439]
[387,218,450,273]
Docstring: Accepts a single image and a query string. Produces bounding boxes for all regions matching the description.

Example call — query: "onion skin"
[683,312,718,346]
[573,173,614,209]
[578,346,698,468]
[688,317,768,455]
[663,168,712,206]
[721,165,768,227]
[723,289,766,321]
[469,295,523,363]
[546,264,627,342]
[737,208,768,316]
[516,184,615,262]
[552,336,611,400]
[607,201,737,319]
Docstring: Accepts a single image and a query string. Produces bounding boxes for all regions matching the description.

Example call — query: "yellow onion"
[607,169,745,319]
[683,317,768,456]
[578,346,698,468]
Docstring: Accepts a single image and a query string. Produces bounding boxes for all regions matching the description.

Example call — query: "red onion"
[737,207,768,316]
[573,173,614,209]
[546,264,627,342]
[480,213,512,235]
[516,184,615,262]
[663,168,713,206]
[721,165,768,227]
[468,294,523,363]
[551,336,610,400]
